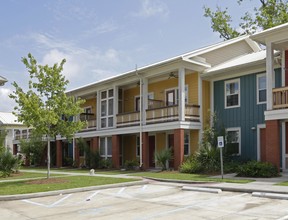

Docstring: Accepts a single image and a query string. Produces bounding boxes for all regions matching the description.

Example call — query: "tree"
[204,0,288,40]
[9,53,85,178]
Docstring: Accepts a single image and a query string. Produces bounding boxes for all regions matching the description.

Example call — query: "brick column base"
[174,129,184,170]
[112,135,120,169]
[90,137,99,153]
[265,120,280,170]
[142,132,149,170]
[56,140,63,168]
[74,140,80,167]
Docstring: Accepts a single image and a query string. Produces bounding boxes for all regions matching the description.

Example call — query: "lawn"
[0,171,65,180]
[276,181,288,186]
[0,175,139,195]
[129,171,253,184]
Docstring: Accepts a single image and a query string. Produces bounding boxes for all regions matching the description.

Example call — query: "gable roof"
[0,112,22,126]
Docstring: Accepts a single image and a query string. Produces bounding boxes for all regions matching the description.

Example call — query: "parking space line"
[117,187,126,194]
[22,199,49,208]
[141,185,148,191]
[49,194,72,207]
[85,191,100,201]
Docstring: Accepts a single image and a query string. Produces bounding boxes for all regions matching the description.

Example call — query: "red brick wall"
[173,129,184,170]
[142,132,149,170]
[265,120,280,170]
[112,135,120,169]
[56,140,62,168]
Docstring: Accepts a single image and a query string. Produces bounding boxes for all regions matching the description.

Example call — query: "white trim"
[224,78,240,109]
[99,136,112,159]
[184,131,190,156]
[210,80,214,124]
[198,73,203,143]
[226,127,241,156]
[282,51,285,87]
[265,109,288,121]
[257,124,266,161]
[256,73,267,105]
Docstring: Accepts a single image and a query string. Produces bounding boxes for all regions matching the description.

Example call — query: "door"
[166,90,176,106]
[149,136,155,168]
[168,134,174,168]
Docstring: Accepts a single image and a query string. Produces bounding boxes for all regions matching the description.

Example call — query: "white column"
[282,122,286,171]
[142,78,148,125]
[96,90,101,129]
[282,51,285,87]
[266,42,274,110]
[113,85,118,128]
[178,68,185,121]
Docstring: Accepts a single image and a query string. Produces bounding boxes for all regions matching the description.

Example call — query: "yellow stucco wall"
[155,132,166,153]
[202,80,210,127]
[190,130,199,154]
[122,72,200,113]
[122,135,137,161]
[81,97,97,115]
[123,87,139,113]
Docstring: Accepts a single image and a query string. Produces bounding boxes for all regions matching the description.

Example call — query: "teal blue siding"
[214,69,282,160]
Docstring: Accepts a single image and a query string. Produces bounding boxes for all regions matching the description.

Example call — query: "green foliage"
[179,155,203,173]
[9,53,86,140]
[98,158,112,169]
[77,138,101,169]
[237,160,279,177]
[197,146,221,172]
[20,132,45,166]
[204,0,288,40]
[155,148,172,171]
[124,159,139,170]
[0,150,22,177]
[0,130,7,154]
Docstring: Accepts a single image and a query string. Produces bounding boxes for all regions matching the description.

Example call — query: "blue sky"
[0,0,260,112]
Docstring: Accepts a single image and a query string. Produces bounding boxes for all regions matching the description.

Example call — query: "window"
[99,137,112,159]
[257,74,266,104]
[135,93,154,111]
[226,128,241,155]
[165,86,188,106]
[184,132,189,156]
[225,79,240,108]
[100,89,114,128]
[136,136,140,157]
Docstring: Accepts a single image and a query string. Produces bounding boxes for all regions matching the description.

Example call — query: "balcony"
[80,114,97,130]
[116,103,200,127]
[273,86,288,109]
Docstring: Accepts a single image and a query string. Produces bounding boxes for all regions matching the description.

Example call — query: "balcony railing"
[80,113,97,130]
[116,111,140,127]
[273,86,288,109]
[116,104,200,127]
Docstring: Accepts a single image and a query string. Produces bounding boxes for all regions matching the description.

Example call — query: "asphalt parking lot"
[1,182,288,220]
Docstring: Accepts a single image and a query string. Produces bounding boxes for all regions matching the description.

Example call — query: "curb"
[142,177,212,185]
[182,186,222,193]
[252,192,288,200]
[0,180,150,201]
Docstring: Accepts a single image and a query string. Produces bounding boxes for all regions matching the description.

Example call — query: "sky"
[0,0,260,112]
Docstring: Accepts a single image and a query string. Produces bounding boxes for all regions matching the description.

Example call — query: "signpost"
[217,136,224,179]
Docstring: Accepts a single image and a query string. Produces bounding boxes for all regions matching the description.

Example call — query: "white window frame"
[184,132,190,156]
[100,89,114,129]
[224,79,240,109]
[135,93,154,111]
[256,73,267,104]
[165,85,188,106]
[83,106,92,120]
[99,137,112,159]
[226,127,241,156]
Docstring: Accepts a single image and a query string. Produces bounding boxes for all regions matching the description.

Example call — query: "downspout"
[136,66,143,168]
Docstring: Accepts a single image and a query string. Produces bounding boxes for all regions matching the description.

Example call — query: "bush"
[155,148,172,170]
[180,155,203,173]
[98,158,112,169]
[0,150,22,177]
[197,146,221,172]
[124,159,139,170]
[236,161,279,178]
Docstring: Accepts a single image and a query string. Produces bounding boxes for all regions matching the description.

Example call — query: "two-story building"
[54,35,261,170]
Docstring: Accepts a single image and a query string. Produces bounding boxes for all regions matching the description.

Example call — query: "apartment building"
[53,35,260,170]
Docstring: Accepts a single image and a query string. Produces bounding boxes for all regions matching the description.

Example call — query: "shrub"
[0,150,22,177]
[197,146,221,172]
[180,155,202,173]
[98,158,112,169]
[236,161,279,178]
[124,159,139,170]
[155,148,172,170]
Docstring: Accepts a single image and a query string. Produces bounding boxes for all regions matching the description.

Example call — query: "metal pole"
[136,66,143,168]
[220,147,224,179]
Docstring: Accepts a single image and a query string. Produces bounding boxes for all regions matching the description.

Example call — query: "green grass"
[129,171,253,184]
[276,181,288,186]
[21,167,139,175]
[0,172,65,180]
[0,176,139,195]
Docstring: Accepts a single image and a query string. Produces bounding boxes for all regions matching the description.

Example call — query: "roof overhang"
[251,23,288,50]
[0,76,7,86]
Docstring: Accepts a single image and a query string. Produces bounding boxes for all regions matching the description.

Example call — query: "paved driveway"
[1,182,288,220]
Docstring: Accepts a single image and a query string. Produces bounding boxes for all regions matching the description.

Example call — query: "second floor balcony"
[273,86,288,109]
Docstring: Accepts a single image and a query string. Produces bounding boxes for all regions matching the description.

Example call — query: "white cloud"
[0,88,16,112]
[133,0,169,18]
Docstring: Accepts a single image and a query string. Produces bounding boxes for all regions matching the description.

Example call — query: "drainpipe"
[136,66,143,168]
